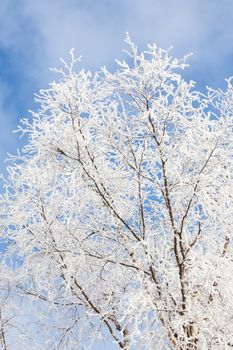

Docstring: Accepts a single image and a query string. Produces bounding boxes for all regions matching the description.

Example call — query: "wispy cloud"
[1,0,233,85]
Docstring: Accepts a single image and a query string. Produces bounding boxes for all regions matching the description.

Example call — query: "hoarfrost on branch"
[1,36,233,349]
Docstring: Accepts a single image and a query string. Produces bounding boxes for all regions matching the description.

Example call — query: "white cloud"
[1,0,232,86]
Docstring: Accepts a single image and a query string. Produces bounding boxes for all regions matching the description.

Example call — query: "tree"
[1,35,233,349]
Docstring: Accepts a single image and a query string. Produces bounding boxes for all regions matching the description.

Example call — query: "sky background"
[0,1,233,349]
[1,0,233,175]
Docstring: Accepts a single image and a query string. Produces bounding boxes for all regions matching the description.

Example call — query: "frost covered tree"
[1,35,233,349]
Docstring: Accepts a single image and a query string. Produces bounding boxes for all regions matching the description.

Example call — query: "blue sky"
[1,1,233,348]
[1,0,233,175]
